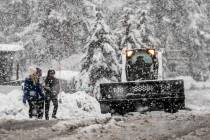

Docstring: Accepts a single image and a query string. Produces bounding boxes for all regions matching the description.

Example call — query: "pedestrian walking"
[23,67,45,119]
[44,69,60,120]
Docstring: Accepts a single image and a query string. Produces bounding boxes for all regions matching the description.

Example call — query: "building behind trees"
[0,44,25,83]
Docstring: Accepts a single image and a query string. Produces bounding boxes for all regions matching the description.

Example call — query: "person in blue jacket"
[23,67,45,119]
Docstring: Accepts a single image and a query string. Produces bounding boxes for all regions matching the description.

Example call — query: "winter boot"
[52,115,57,119]
[45,115,49,120]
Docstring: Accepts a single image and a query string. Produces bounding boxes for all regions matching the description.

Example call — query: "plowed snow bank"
[0,90,101,120]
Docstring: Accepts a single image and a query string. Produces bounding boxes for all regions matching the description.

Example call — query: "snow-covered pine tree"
[115,6,160,50]
[76,12,120,98]
[117,11,137,49]
[150,0,210,79]
[185,1,210,81]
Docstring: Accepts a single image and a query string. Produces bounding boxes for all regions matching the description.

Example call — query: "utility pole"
[16,63,19,80]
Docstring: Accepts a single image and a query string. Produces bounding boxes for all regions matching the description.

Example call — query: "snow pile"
[174,76,210,90]
[0,90,28,119]
[185,89,210,113]
[57,91,101,118]
[0,90,101,120]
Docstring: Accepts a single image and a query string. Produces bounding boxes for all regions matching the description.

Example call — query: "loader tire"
[177,99,185,109]
[110,103,125,115]
[164,99,178,113]
[100,103,111,114]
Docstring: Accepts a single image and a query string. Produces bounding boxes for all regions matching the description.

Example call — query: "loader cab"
[125,49,159,81]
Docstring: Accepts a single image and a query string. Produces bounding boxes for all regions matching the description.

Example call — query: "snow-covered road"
[55,112,210,140]
[0,110,210,140]
[0,89,210,140]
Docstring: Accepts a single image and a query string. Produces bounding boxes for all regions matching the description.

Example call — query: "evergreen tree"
[76,12,120,98]
[115,6,160,49]
[151,0,210,79]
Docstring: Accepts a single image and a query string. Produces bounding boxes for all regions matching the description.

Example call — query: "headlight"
[126,50,134,58]
[147,49,155,56]
[122,48,134,58]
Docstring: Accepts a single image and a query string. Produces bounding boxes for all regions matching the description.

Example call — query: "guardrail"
[1,80,24,86]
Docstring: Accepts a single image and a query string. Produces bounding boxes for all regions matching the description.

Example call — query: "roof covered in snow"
[0,44,24,52]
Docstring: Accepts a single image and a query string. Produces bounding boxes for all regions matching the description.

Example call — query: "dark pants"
[37,99,44,119]
[45,96,58,119]
[28,99,44,119]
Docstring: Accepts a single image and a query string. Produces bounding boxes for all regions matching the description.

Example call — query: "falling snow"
[1,0,210,140]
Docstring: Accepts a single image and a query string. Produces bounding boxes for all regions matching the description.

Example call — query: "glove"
[23,98,27,104]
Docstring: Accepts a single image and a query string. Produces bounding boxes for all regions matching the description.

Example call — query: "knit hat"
[48,69,55,75]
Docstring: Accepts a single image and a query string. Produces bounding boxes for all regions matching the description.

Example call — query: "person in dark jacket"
[23,67,45,119]
[44,69,60,120]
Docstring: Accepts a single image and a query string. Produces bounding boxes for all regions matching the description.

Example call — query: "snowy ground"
[0,89,103,120]
[0,78,210,139]
[0,88,210,140]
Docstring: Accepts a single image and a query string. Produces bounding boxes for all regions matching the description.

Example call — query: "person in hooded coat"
[44,69,60,120]
[23,67,45,119]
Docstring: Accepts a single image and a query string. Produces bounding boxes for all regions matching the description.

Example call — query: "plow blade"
[99,79,185,114]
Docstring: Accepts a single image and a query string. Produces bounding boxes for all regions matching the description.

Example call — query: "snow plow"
[99,48,185,114]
